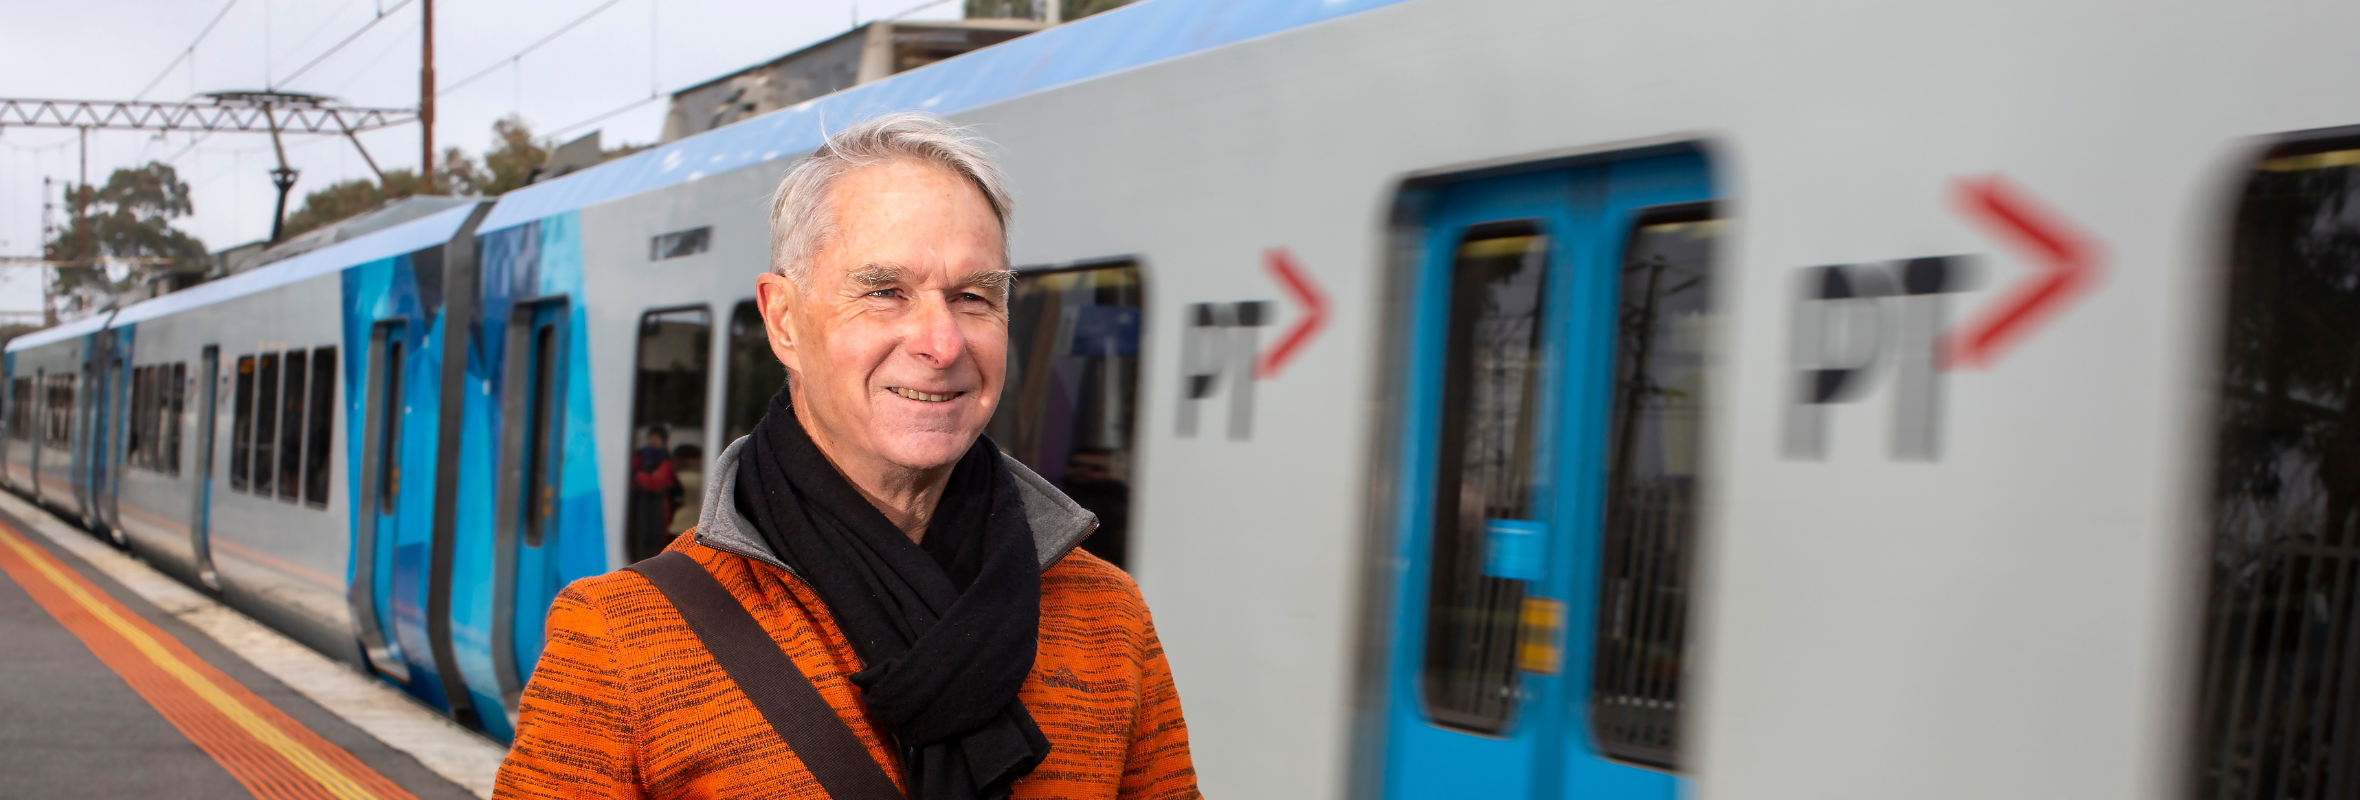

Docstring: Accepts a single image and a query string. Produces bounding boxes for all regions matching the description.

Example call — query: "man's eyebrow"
[959,269,1019,296]
[849,263,904,287]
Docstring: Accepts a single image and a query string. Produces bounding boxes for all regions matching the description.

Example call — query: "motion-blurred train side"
[9,0,2360,798]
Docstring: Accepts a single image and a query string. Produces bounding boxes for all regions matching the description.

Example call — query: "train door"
[490,298,569,723]
[1377,151,1714,800]
[191,346,221,589]
[352,323,411,681]
[97,330,129,539]
[73,342,96,525]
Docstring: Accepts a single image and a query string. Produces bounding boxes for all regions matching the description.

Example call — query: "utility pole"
[262,103,297,242]
[77,126,91,309]
[421,0,436,190]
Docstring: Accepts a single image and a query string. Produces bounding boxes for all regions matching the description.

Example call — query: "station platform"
[0,497,501,799]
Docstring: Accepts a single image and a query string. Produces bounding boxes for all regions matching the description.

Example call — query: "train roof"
[474,0,1415,234]
[6,201,486,353]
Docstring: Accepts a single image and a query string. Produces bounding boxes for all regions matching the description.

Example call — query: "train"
[8,0,2359,797]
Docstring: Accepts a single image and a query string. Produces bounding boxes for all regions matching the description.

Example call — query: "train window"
[378,337,405,504]
[1591,206,1718,769]
[2196,138,2360,799]
[625,306,711,563]
[168,362,185,475]
[125,363,183,475]
[985,261,1143,569]
[8,378,29,442]
[304,346,335,507]
[253,352,279,496]
[722,301,786,447]
[277,350,307,502]
[127,366,149,469]
[523,323,560,548]
[231,356,254,490]
[47,374,73,448]
[1421,223,1548,734]
[649,226,712,261]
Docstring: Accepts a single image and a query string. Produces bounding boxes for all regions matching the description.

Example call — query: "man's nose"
[902,295,968,368]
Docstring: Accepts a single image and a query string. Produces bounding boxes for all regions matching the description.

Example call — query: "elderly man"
[494,113,1198,800]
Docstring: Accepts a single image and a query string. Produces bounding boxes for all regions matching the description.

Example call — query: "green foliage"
[604,141,651,161]
[44,161,208,298]
[281,168,429,240]
[285,115,572,238]
[480,116,550,196]
[431,115,549,197]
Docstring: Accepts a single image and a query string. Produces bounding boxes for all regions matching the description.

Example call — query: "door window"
[625,306,711,561]
[2196,138,2360,799]
[377,336,405,504]
[1590,207,1718,769]
[723,301,787,447]
[986,262,1144,569]
[1421,224,1551,734]
[523,322,561,548]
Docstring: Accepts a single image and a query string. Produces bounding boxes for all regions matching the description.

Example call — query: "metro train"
[9,0,2360,797]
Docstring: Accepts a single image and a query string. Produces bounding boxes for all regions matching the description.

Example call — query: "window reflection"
[2197,143,2360,800]
[987,262,1143,569]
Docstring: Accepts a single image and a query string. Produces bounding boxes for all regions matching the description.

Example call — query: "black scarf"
[734,389,1050,800]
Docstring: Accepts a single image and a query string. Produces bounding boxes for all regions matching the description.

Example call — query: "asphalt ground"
[0,505,480,800]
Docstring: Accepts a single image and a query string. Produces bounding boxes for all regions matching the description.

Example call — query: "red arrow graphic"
[1256,248,1328,379]
[1942,174,2104,370]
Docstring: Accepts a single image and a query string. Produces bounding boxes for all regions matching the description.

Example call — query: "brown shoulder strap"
[626,551,905,800]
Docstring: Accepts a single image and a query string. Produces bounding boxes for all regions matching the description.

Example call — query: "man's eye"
[867,288,899,298]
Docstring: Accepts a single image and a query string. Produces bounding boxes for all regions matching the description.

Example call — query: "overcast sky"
[0,0,963,315]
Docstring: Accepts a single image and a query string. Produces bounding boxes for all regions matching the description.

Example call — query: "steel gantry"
[0,91,417,242]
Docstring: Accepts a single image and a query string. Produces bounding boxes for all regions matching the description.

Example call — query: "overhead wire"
[274,0,421,91]
[438,0,633,98]
[134,0,240,101]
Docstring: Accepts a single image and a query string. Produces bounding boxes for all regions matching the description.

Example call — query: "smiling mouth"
[887,386,961,403]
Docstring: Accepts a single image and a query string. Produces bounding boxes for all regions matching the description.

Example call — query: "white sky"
[0,0,963,315]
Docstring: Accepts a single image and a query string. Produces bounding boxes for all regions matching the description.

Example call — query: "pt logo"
[1783,174,2102,462]
[1177,248,1327,441]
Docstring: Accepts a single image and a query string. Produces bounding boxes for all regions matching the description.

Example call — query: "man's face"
[646,433,665,450]
[757,159,1009,475]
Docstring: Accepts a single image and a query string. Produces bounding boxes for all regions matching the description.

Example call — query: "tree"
[479,115,550,196]
[282,168,429,239]
[44,162,208,313]
[429,115,549,197]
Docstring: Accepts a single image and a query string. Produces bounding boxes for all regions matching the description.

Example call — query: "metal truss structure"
[0,92,415,135]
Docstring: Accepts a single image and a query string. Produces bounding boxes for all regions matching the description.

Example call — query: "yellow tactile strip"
[0,522,417,800]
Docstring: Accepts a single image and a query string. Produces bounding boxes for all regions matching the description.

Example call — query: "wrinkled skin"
[756,159,1011,540]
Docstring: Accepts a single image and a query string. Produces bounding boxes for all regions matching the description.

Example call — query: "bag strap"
[626,551,906,800]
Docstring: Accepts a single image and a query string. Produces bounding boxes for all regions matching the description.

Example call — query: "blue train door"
[353,322,411,682]
[491,297,569,725]
[191,345,222,589]
[1379,150,1716,799]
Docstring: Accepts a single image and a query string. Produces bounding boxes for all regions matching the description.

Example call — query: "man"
[495,113,1199,800]
[629,426,680,554]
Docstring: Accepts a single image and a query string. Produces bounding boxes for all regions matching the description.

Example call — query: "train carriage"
[10,0,2360,798]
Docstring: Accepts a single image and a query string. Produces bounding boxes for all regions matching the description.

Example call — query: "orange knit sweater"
[492,533,1199,799]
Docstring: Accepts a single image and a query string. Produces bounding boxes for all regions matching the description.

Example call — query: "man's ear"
[755,271,802,375]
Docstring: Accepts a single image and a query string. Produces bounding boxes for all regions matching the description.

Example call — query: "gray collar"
[692,434,1099,576]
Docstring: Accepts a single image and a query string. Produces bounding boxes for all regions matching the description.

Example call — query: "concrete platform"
[0,496,503,799]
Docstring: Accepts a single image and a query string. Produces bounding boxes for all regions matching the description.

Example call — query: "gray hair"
[767,112,1014,287]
